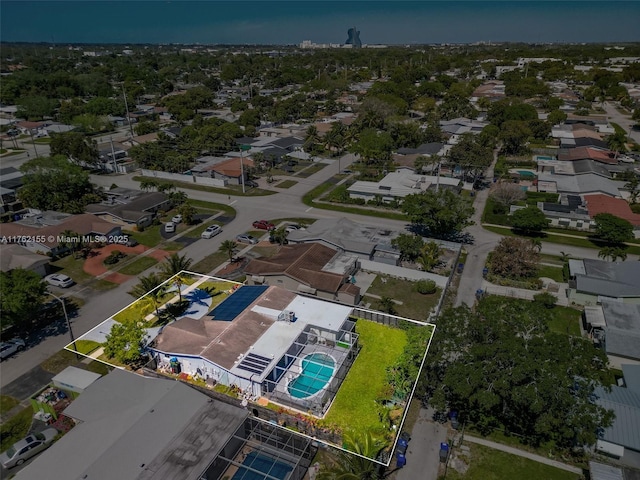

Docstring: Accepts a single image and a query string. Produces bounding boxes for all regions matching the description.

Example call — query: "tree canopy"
[594,213,634,245]
[401,189,474,237]
[489,237,540,280]
[0,269,47,332]
[18,155,102,213]
[423,298,614,449]
[510,206,550,233]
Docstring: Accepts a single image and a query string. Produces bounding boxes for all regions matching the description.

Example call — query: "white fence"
[140,169,227,187]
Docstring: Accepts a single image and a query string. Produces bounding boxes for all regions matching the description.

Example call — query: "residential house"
[471,80,506,101]
[583,300,640,367]
[0,212,121,255]
[584,194,640,229]
[149,285,359,417]
[0,244,49,276]
[86,188,171,229]
[244,243,361,304]
[347,170,462,203]
[536,172,623,197]
[439,117,488,140]
[591,364,640,466]
[557,147,619,165]
[0,166,24,214]
[568,258,640,305]
[206,157,255,185]
[16,369,315,480]
[287,217,402,265]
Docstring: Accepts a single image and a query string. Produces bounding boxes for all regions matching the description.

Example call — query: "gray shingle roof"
[575,260,640,298]
[16,370,247,480]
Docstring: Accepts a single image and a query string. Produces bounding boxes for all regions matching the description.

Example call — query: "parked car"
[164,222,176,233]
[236,234,258,244]
[0,339,26,361]
[201,225,222,239]
[0,428,58,468]
[45,274,74,288]
[171,214,183,224]
[244,180,259,188]
[252,220,275,230]
[285,224,304,233]
[115,236,138,247]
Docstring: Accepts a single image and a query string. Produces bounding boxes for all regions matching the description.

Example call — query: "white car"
[201,225,222,239]
[0,339,26,361]
[45,274,74,288]
[164,222,176,233]
[171,214,183,224]
[0,428,58,468]
[285,224,305,233]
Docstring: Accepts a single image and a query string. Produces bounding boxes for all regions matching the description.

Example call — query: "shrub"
[533,292,557,309]
[104,250,125,265]
[415,279,437,295]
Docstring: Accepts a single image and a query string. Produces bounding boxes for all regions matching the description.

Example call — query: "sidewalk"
[481,280,570,306]
[463,434,583,474]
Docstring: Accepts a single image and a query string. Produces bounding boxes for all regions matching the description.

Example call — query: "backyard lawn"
[367,276,441,321]
[0,407,33,452]
[324,320,407,432]
[191,251,228,274]
[547,305,582,336]
[445,443,581,480]
[0,395,19,415]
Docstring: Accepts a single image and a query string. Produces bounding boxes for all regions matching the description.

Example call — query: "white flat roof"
[229,296,352,381]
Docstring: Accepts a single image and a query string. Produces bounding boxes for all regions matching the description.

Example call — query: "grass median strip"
[118,256,158,275]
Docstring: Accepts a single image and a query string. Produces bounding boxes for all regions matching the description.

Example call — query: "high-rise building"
[345,27,362,48]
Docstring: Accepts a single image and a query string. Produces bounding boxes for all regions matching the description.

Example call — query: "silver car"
[0,428,58,468]
[236,234,258,244]
[201,225,222,239]
[0,339,26,361]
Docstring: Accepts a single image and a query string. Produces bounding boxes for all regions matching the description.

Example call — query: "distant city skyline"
[1,1,639,45]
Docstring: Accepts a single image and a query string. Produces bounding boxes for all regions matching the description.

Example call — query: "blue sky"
[1,1,639,44]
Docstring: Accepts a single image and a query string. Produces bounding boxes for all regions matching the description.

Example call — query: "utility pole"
[29,130,39,158]
[109,136,118,173]
[121,83,135,139]
[47,291,79,359]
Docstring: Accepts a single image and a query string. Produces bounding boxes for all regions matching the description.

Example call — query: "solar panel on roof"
[237,353,272,375]
[237,363,264,375]
[247,353,271,363]
[210,285,269,321]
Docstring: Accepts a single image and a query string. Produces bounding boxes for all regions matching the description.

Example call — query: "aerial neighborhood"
[1,28,640,480]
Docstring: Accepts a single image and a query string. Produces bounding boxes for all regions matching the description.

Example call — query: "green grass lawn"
[0,407,33,452]
[84,361,111,376]
[325,320,407,432]
[132,175,275,197]
[250,245,280,258]
[483,225,640,255]
[547,305,582,336]
[274,179,297,188]
[191,251,228,274]
[445,443,581,480]
[50,254,96,285]
[118,256,158,275]
[367,276,441,321]
[0,395,19,415]
[71,339,102,355]
[538,265,564,283]
[295,163,327,178]
[40,349,80,374]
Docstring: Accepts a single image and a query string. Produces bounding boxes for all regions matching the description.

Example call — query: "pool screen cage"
[204,417,316,480]
[261,320,360,417]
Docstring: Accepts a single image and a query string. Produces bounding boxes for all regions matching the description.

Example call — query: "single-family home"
[568,258,640,306]
[16,369,315,480]
[0,244,50,276]
[244,243,361,304]
[584,194,640,229]
[0,212,121,256]
[85,188,171,229]
[149,285,360,417]
[591,364,640,466]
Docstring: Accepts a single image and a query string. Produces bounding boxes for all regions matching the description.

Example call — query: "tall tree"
[49,132,100,168]
[424,298,614,449]
[104,321,146,366]
[391,233,424,261]
[510,206,550,234]
[593,213,634,245]
[401,189,474,237]
[160,253,193,302]
[18,155,102,213]
[129,273,167,317]
[489,237,540,280]
[0,269,47,333]
[219,240,238,263]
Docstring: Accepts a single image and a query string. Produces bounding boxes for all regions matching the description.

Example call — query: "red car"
[252,220,275,230]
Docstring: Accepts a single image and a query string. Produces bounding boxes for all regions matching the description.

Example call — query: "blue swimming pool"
[535,155,554,161]
[287,352,335,399]
[232,451,293,480]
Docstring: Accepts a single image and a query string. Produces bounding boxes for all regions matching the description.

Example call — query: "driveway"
[395,407,447,480]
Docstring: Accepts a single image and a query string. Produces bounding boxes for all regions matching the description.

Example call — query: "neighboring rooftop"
[570,259,640,298]
[15,369,248,480]
[584,194,640,227]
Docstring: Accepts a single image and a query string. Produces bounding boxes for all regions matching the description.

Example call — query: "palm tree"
[417,241,442,271]
[318,431,386,480]
[160,253,193,301]
[559,251,571,263]
[304,125,320,153]
[378,296,396,315]
[129,273,167,317]
[219,240,238,263]
[598,246,627,262]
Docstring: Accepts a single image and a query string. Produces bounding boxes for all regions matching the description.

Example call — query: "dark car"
[252,220,275,230]
[244,180,259,188]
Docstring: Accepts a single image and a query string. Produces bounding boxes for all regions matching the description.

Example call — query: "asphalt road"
[602,101,640,145]
[1,152,415,389]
